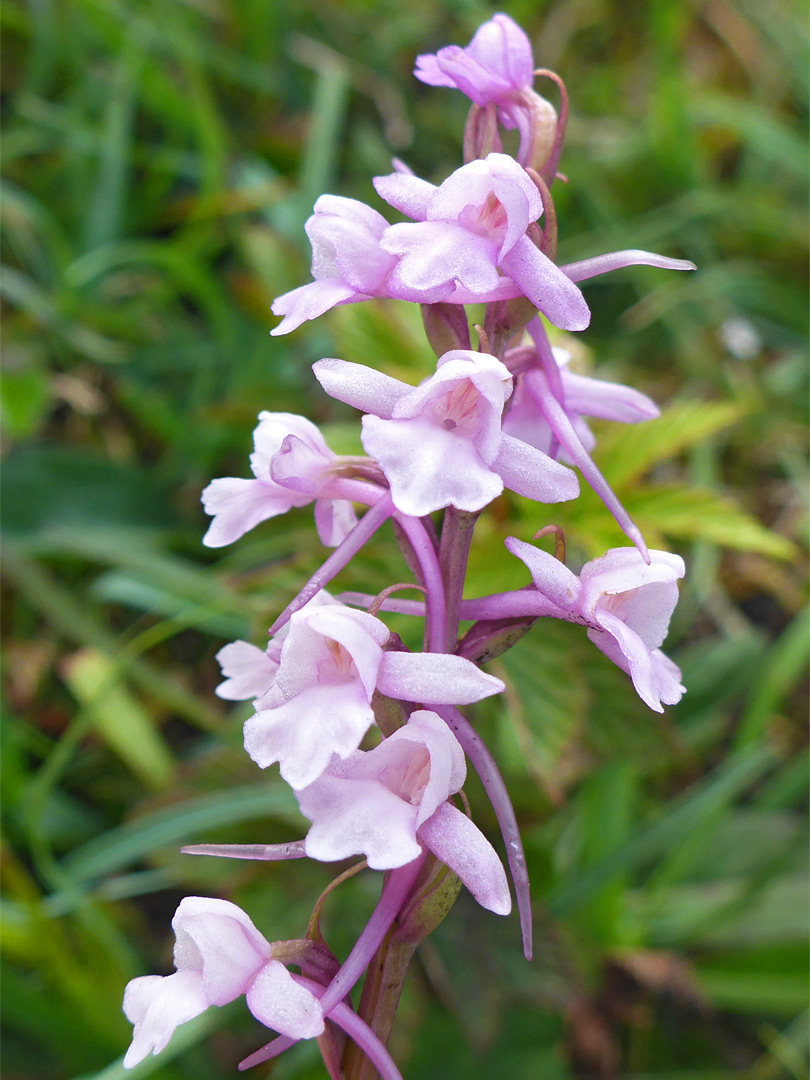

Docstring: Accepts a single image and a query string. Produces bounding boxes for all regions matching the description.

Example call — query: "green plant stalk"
[341,856,462,1080]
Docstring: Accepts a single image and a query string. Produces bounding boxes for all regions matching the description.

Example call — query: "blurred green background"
[1,1,808,1078]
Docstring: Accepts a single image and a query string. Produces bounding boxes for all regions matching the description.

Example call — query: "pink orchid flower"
[201,411,361,549]
[297,709,511,914]
[414,13,534,128]
[271,195,399,336]
[313,350,579,517]
[503,344,660,459]
[505,539,685,711]
[215,592,343,702]
[374,152,591,330]
[122,897,323,1068]
[243,604,504,789]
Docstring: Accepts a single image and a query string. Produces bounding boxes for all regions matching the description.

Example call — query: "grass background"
[1,1,808,1078]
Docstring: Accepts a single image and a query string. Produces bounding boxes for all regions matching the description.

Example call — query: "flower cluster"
[122,14,693,1079]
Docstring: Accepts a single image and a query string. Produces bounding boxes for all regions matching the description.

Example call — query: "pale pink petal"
[201,478,300,548]
[419,802,511,915]
[494,432,580,504]
[413,51,458,88]
[373,172,435,222]
[244,680,375,789]
[215,641,278,701]
[122,971,207,1068]
[245,961,325,1039]
[270,279,358,336]
[499,234,591,331]
[401,710,465,824]
[504,536,582,611]
[465,13,533,91]
[384,221,501,299]
[361,414,504,515]
[172,897,270,1004]
[251,412,331,477]
[304,606,387,697]
[377,651,504,705]
[268,435,328,495]
[562,372,660,423]
[588,613,667,712]
[299,769,423,869]
[314,497,358,546]
[313,358,409,419]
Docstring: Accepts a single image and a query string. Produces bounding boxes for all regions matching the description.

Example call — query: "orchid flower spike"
[314,351,579,517]
[201,412,363,549]
[297,710,511,914]
[374,153,590,330]
[122,897,324,1068]
[271,195,400,336]
[243,604,504,789]
[506,539,686,712]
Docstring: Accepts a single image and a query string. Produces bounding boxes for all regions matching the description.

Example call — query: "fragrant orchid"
[243,604,504,789]
[297,709,511,914]
[374,153,590,330]
[201,411,366,548]
[123,897,324,1068]
[271,196,399,336]
[122,15,698,1078]
[314,351,579,517]
[505,539,685,711]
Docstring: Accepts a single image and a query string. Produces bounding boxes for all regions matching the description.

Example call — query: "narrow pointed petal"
[270,280,358,336]
[245,962,325,1039]
[313,358,408,419]
[420,802,511,914]
[377,651,504,704]
[504,536,581,611]
[563,371,660,422]
[493,432,580,503]
[559,249,696,283]
[373,172,435,221]
[499,235,591,330]
[181,841,307,861]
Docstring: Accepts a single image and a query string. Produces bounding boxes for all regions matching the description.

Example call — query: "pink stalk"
[318,857,424,1015]
[560,250,696,282]
[391,512,447,654]
[526,368,650,561]
[295,977,405,1080]
[269,494,394,635]
[434,704,533,960]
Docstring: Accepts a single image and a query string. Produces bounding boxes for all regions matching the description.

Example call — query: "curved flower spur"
[121,13,696,1079]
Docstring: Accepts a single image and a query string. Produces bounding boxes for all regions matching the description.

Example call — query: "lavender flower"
[297,710,511,914]
[122,897,324,1068]
[314,350,579,516]
[243,604,504,789]
[504,539,686,711]
[201,411,364,548]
